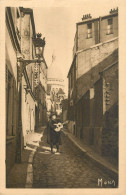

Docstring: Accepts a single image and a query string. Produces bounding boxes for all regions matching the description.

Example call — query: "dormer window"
[87,23,92,38]
[107,18,113,35]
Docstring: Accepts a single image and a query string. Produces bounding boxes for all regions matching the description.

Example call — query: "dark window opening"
[87,23,92,29]
[107,18,113,35]
[108,18,113,25]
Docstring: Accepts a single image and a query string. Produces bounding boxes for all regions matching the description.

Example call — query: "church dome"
[47,61,64,80]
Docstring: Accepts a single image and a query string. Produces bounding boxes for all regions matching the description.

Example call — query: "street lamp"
[33,33,45,59]
[16,33,45,163]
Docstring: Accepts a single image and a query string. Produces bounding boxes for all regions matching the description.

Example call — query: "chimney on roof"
[110,7,118,14]
[82,14,92,21]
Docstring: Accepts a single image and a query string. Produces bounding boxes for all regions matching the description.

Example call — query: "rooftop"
[77,7,118,25]
[57,88,65,95]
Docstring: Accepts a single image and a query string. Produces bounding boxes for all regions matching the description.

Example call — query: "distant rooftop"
[58,88,65,95]
[78,7,118,24]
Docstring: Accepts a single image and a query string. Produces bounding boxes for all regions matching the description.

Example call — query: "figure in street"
[48,113,62,154]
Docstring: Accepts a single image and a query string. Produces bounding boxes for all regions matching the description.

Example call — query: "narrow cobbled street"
[32,129,118,188]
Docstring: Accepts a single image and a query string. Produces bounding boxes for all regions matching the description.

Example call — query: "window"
[87,23,92,38]
[107,18,113,35]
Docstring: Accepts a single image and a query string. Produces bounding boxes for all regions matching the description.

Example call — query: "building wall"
[73,31,77,57]
[87,62,118,155]
[39,62,47,126]
[34,61,47,128]
[67,121,75,135]
[40,61,47,91]
[6,138,17,176]
[6,7,48,175]
[77,48,91,78]
[20,9,37,140]
[21,76,36,145]
[21,13,35,94]
[102,62,118,156]
[75,99,82,138]
[21,14,30,60]
[74,11,118,54]
[62,110,68,122]
[77,21,96,51]
[67,9,118,158]
[94,78,103,127]
[102,63,118,114]
[39,86,47,126]
[6,7,20,174]
[62,99,68,122]
[76,90,91,143]
[77,37,118,79]
[6,31,18,137]
[68,58,76,97]
[75,49,118,143]
[100,15,118,43]
[91,37,118,69]
[76,40,118,100]
[93,78,103,154]
[68,57,76,124]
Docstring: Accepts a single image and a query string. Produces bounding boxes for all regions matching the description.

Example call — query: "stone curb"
[62,130,118,179]
[25,148,37,188]
[25,127,46,188]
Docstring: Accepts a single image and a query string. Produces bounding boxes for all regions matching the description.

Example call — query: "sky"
[32,0,119,94]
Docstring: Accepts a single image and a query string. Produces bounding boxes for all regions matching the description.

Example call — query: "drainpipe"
[99,17,101,43]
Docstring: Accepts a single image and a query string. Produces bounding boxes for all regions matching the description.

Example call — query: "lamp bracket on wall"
[17,58,44,66]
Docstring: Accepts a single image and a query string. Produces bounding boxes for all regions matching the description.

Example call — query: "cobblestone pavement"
[33,130,118,188]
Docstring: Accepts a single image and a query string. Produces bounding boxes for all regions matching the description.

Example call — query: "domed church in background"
[46,57,66,118]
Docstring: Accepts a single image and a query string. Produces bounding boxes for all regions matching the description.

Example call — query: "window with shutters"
[107,18,113,35]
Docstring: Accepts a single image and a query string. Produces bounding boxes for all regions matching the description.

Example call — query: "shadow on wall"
[102,103,118,157]
[67,121,75,134]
